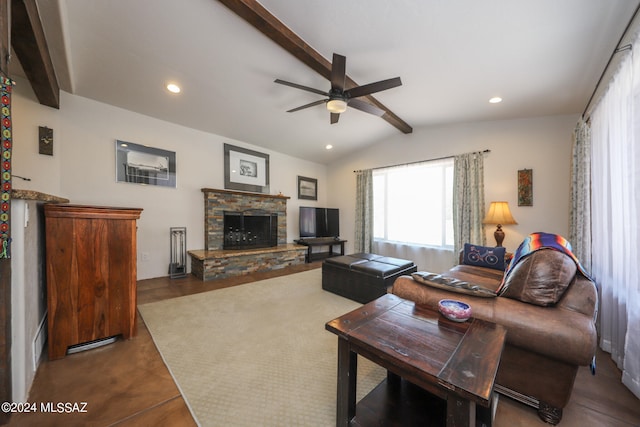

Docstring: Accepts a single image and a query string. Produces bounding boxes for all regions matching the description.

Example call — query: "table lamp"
[483,201,517,247]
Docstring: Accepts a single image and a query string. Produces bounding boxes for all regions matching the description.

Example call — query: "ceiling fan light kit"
[275,53,402,125]
[326,99,347,113]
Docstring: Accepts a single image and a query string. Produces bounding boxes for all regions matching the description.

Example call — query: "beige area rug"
[138,269,386,427]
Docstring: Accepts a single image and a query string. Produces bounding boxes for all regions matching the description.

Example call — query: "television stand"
[295,237,346,263]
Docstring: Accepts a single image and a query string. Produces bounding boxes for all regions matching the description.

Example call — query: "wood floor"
[7,262,640,426]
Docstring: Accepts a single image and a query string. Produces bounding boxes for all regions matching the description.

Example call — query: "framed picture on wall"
[115,140,176,187]
[224,143,270,193]
[518,169,533,206]
[297,176,317,200]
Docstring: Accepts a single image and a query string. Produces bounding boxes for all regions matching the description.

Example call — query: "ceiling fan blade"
[287,99,327,113]
[348,98,386,117]
[331,53,346,92]
[274,79,328,96]
[330,112,340,124]
[344,77,402,99]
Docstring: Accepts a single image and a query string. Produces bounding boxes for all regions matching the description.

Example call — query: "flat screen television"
[299,207,340,238]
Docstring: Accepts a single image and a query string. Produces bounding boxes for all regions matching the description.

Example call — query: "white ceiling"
[24,0,640,164]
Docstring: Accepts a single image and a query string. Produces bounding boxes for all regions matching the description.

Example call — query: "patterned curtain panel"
[354,169,373,253]
[452,152,486,258]
[569,119,592,273]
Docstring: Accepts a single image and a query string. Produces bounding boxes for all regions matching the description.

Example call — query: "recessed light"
[166,83,181,94]
[489,97,502,104]
[325,144,333,150]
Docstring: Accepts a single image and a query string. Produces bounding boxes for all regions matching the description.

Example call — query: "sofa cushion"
[462,243,506,271]
[411,271,497,297]
[499,249,577,306]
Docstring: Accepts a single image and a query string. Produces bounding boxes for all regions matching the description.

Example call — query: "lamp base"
[493,224,505,247]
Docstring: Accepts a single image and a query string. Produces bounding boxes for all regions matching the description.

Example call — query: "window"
[373,158,454,248]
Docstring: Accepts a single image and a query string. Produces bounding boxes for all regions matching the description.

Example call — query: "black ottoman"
[322,253,417,303]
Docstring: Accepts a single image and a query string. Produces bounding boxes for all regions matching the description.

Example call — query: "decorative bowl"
[438,299,471,322]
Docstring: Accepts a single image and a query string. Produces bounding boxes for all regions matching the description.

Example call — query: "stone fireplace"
[188,188,306,281]
[202,188,287,250]
[223,210,278,250]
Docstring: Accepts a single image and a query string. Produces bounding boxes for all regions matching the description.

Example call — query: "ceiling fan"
[275,53,402,124]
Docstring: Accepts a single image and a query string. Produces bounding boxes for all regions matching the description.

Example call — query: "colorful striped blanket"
[497,232,591,294]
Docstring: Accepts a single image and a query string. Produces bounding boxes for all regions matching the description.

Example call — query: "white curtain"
[590,34,640,399]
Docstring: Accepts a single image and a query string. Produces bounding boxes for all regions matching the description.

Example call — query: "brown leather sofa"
[390,249,598,425]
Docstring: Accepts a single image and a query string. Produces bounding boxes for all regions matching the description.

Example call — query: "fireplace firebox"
[223,210,278,250]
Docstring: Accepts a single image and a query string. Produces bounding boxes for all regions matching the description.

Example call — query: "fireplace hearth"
[223,210,278,250]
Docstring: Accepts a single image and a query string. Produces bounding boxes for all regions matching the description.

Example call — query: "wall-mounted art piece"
[38,126,53,156]
[224,143,270,193]
[115,140,176,187]
[297,176,317,200]
[518,169,533,206]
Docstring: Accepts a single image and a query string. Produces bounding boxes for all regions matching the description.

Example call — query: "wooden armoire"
[44,204,143,360]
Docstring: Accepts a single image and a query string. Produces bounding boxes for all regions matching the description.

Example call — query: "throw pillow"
[500,249,576,306]
[462,243,506,271]
[411,271,497,298]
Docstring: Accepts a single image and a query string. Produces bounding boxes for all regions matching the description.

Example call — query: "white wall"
[12,78,328,280]
[12,72,579,274]
[327,115,579,259]
[10,200,47,402]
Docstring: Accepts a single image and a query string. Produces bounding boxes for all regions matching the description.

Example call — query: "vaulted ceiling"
[9,0,640,163]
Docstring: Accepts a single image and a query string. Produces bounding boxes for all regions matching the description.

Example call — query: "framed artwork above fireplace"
[224,143,270,193]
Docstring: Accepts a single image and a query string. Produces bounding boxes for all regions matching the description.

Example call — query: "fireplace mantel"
[201,188,290,200]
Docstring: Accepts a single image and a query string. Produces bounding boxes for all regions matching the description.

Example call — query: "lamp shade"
[483,201,517,225]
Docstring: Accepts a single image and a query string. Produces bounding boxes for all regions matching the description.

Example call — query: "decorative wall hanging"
[224,143,270,194]
[518,169,533,206]
[115,140,176,187]
[1,77,13,258]
[38,126,53,155]
[297,176,317,200]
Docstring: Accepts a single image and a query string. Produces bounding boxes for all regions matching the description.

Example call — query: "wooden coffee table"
[326,294,506,427]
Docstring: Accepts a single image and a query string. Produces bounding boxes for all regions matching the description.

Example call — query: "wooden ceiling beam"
[1,1,9,78]
[11,0,60,108]
[217,0,412,134]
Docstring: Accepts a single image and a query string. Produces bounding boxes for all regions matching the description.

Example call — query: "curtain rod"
[582,2,640,118]
[353,149,490,173]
